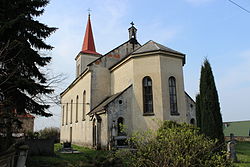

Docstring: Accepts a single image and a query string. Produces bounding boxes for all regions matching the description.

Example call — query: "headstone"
[227,133,237,162]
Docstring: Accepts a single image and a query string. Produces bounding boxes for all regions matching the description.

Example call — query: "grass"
[26,141,250,167]
[26,144,110,167]
[234,141,250,167]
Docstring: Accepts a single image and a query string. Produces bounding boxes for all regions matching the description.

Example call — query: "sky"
[34,0,250,130]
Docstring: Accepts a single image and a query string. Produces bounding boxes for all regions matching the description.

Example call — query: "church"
[60,14,196,149]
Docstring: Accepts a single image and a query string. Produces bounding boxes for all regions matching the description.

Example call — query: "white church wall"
[90,65,111,109]
[132,54,163,132]
[60,72,93,147]
[159,55,188,123]
[110,59,133,94]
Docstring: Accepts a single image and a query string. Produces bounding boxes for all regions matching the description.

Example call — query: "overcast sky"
[34,0,250,130]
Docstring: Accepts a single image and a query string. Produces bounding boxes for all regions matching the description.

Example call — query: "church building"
[60,14,196,149]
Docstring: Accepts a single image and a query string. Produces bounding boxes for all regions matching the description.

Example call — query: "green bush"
[38,127,60,142]
[116,121,232,167]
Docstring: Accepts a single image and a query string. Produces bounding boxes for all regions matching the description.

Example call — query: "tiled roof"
[132,40,185,55]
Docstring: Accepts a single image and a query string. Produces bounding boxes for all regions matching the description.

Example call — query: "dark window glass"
[76,96,78,122]
[143,76,153,114]
[169,77,178,115]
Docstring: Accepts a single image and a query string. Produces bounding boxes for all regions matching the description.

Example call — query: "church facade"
[60,15,196,149]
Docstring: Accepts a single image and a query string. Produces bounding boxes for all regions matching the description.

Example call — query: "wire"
[228,0,250,14]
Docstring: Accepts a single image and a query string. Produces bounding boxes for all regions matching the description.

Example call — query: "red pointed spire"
[81,14,100,55]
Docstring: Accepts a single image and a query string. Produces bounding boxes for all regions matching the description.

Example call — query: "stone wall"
[225,136,250,142]
[25,138,54,156]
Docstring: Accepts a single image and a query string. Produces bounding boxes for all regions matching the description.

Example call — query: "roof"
[223,120,250,136]
[132,40,185,56]
[17,113,35,118]
[81,14,101,55]
[87,39,140,66]
[87,85,132,115]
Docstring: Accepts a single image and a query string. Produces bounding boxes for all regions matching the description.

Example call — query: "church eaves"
[81,14,100,55]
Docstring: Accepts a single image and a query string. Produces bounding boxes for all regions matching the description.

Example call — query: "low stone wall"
[0,145,15,167]
[225,136,250,142]
[25,138,54,156]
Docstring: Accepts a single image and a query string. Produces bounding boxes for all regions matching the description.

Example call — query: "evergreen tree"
[197,59,224,144]
[195,94,201,128]
[0,0,57,117]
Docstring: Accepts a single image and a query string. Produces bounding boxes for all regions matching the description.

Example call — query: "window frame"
[75,95,79,123]
[142,76,154,116]
[168,76,179,116]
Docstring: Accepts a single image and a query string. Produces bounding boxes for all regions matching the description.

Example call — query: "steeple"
[81,14,100,55]
[128,22,137,40]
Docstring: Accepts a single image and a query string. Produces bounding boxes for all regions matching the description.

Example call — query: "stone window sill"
[143,112,155,116]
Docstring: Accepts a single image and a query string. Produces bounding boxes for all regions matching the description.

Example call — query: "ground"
[26,144,111,167]
[26,142,250,167]
[235,141,250,167]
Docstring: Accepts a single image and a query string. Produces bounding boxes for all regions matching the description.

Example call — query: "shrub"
[116,121,232,167]
[38,127,60,143]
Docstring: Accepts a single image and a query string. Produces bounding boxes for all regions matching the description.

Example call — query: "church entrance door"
[92,115,102,149]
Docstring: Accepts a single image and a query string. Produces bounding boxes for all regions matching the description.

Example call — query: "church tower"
[75,14,101,77]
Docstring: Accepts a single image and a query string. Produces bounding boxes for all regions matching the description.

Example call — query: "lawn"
[234,141,250,167]
[26,144,111,167]
[26,141,250,167]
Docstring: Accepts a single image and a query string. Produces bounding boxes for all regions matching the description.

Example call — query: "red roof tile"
[81,14,101,55]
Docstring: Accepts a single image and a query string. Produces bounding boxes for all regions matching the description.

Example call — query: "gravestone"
[227,133,237,162]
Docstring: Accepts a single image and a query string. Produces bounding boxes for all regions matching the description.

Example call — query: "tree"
[196,59,224,145]
[196,94,201,128]
[115,121,232,167]
[0,0,57,149]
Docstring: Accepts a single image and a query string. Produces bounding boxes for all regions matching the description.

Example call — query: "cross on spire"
[87,8,92,16]
[130,21,134,26]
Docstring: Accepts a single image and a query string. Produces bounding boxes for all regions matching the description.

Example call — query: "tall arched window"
[143,76,153,114]
[62,106,64,126]
[169,76,178,115]
[70,99,73,124]
[82,91,86,121]
[66,103,68,125]
[76,96,78,123]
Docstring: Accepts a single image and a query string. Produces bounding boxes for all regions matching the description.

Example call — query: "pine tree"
[197,59,224,144]
[0,0,57,117]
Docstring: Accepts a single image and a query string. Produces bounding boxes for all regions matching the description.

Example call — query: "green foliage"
[196,94,201,128]
[38,127,60,142]
[0,0,57,117]
[116,121,232,167]
[0,0,56,151]
[197,59,224,145]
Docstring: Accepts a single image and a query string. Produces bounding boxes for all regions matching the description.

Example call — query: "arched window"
[117,117,125,136]
[62,106,64,126]
[169,76,178,115]
[76,96,78,123]
[82,91,86,121]
[143,76,153,114]
[66,103,68,125]
[70,99,73,124]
